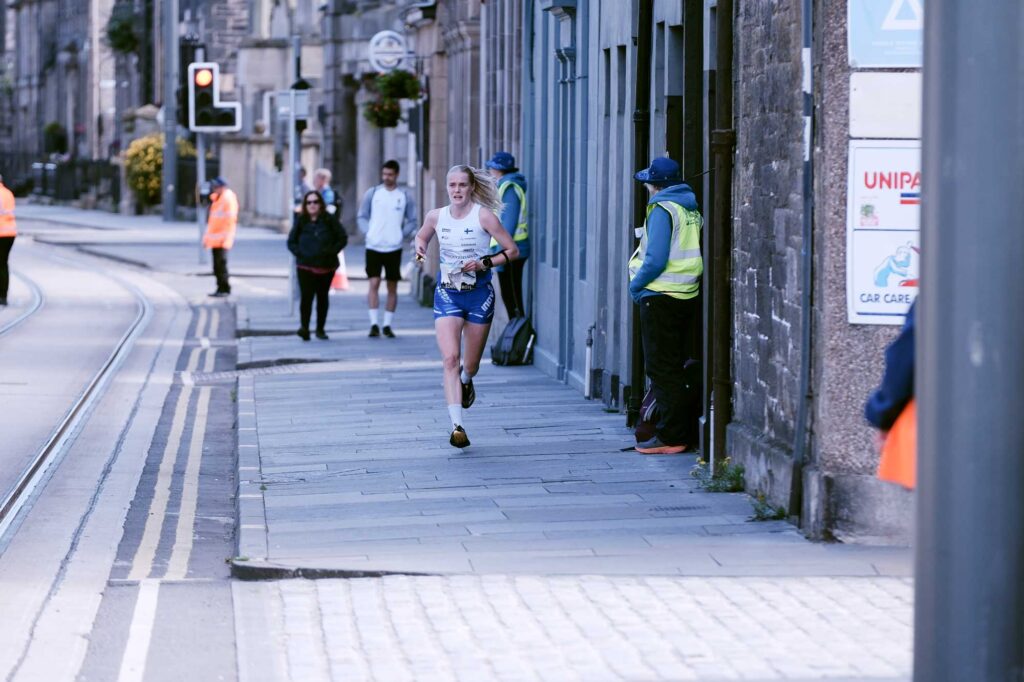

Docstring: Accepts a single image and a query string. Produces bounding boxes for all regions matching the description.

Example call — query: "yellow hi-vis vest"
[628,200,703,299]
[489,180,528,247]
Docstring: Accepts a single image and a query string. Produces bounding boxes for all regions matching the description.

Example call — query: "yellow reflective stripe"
[492,180,528,246]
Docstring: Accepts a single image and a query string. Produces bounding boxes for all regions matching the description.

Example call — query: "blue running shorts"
[433,283,496,324]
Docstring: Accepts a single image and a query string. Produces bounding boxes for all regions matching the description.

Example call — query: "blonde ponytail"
[447,164,504,214]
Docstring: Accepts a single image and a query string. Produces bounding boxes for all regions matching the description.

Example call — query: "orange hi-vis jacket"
[0,183,16,238]
[203,187,239,249]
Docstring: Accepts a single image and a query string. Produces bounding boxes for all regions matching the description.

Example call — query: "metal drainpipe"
[788,0,815,519]
[627,0,654,428]
[710,0,735,476]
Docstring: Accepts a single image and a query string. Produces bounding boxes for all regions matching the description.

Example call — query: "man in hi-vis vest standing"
[629,157,703,454]
[485,151,529,319]
[203,176,239,297]
[0,173,17,306]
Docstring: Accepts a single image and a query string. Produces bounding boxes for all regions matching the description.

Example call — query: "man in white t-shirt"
[357,160,418,337]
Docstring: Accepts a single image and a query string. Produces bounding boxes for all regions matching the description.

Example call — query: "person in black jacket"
[288,190,347,340]
[865,300,916,448]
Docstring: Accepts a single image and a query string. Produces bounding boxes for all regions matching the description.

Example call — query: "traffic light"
[187,62,241,133]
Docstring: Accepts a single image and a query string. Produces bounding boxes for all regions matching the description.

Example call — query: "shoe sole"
[449,430,471,448]
[635,444,687,455]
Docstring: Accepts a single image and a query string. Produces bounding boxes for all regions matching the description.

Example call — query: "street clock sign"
[368,30,408,72]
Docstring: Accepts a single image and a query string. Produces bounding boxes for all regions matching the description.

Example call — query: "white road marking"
[164,368,214,579]
[126,346,203,581]
[116,579,161,682]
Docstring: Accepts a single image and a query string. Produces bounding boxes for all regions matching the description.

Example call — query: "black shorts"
[365,248,403,281]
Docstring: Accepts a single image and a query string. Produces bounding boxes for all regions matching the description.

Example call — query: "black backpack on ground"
[491,317,535,366]
[633,358,702,446]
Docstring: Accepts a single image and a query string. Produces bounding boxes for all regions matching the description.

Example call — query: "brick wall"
[728,0,805,488]
[204,0,249,76]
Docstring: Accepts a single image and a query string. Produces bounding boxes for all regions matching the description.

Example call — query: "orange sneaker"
[635,436,686,455]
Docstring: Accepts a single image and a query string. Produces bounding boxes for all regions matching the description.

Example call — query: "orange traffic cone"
[332,251,350,291]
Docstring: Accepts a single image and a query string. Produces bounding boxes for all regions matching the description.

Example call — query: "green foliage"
[363,97,402,128]
[124,133,196,206]
[43,122,68,154]
[750,492,788,521]
[690,456,745,493]
[375,69,422,99]
[105,1,141,55]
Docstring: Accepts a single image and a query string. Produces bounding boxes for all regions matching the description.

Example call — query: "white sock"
[447,404,463,429]
[460,368,472,384]
[369,308,379,326]
[383,310,394,327]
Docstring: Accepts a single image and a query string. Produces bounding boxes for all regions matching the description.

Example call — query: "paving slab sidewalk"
[229,259,912,579]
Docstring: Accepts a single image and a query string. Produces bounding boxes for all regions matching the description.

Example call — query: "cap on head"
[211,176,227,187]
[633,157,681,185]
[485,151,517,172]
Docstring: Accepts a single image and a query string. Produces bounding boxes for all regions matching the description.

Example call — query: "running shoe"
[368,324,380,337]
[461,377,476,409]
[382,326,396,338]
[635,436,686,455]
[449,425,470,448]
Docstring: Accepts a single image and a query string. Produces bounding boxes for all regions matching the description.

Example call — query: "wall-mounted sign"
[368,30,408,72]
[847,140,920,324]
[848,0,924,68]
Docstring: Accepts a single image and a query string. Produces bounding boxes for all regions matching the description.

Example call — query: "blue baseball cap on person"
[633,157,681,185]
[485,151,518,172]
[211,176,228,187]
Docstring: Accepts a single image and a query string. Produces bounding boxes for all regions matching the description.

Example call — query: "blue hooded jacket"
[629,183,700,302]
[865,301,916,431]
[493,172,529,262]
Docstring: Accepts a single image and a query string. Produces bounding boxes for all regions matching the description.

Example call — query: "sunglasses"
[305,199,323,205]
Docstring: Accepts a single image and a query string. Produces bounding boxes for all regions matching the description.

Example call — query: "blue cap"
[485,151,518,172]
[634,157,681,185]
[211,176,228,187]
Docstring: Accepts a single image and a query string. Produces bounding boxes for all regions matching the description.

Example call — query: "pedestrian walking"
[288,190,347,341]
[629,157,704,454]
[357,160,418,338]
[485,151,529,318]
[203,176,239,297]
[414,165,520,448]
[865,300,916,488]
[0,173,16,306]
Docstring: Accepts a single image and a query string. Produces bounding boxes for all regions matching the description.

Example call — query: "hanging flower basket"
[375,69,422,100]
[105,1,141,55]
[363,97,402,128]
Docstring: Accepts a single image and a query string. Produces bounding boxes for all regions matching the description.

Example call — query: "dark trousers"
[497,258,526,318]
[297,268,334,332]
[0,236,13,299]
[639,293,701,445]
[212,248,230,293]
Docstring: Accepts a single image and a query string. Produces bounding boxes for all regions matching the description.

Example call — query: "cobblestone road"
[235,575,912,682]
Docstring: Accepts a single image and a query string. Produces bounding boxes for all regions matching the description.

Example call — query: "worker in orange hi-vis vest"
[0,173,17,306]
[203,176,239,297]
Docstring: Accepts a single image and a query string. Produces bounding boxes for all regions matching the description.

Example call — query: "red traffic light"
[194,69,213,87]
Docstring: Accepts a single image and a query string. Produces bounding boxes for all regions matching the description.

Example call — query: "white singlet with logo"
[436,203,491,288]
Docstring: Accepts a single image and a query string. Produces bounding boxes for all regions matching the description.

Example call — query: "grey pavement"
[225,245,911,578]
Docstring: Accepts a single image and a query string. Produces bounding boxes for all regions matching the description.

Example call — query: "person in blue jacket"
[865,300,916,444]
[629,157,704,454]
[486,151,530,318]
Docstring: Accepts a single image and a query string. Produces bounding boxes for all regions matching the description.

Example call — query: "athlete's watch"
[481,255,493,270]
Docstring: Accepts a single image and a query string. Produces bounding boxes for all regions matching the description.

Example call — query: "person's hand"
[874,430,889,454]
[414,243,427,262]
[461,259,484,273]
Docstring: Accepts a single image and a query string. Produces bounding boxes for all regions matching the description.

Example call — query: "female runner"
[414,165,520,448]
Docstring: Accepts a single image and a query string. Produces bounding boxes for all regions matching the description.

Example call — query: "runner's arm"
[414,209,440,261]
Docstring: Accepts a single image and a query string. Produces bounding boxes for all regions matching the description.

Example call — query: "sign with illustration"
[847,140,920,324]
[848,0,924,68]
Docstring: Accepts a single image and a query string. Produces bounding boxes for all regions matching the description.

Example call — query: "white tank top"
[436,203,492,288]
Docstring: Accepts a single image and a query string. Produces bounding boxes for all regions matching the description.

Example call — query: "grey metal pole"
[915,2,1024,680]
[195,46,206,265]
[161,0,178,222]
[288,35,300,317]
